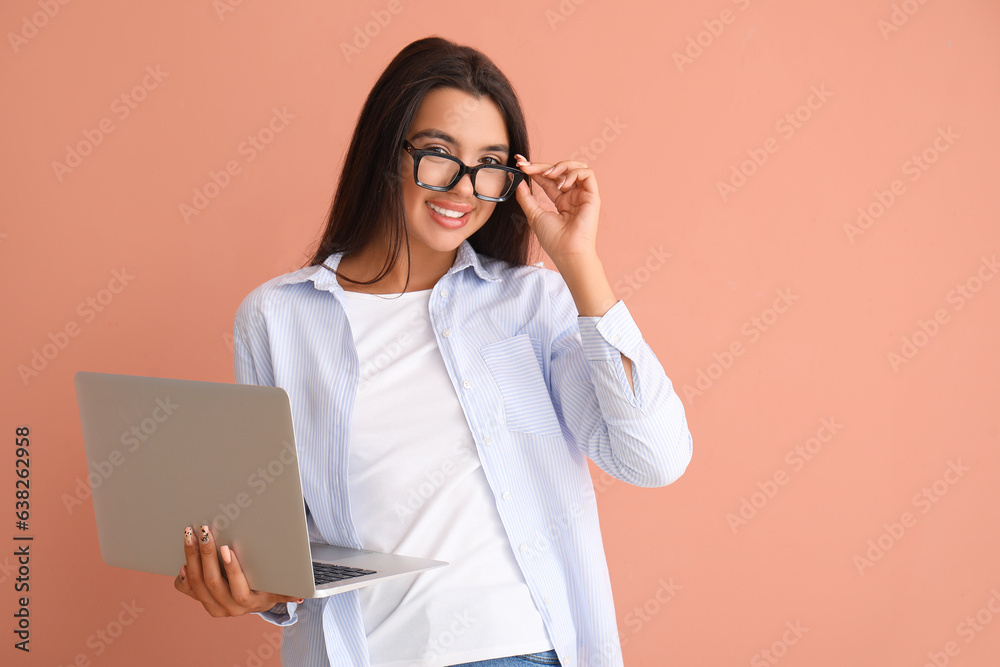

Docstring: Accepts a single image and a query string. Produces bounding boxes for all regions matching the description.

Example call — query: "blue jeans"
[449,649,561,666]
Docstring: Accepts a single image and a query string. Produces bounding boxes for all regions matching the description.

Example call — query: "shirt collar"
[281,239,504,293]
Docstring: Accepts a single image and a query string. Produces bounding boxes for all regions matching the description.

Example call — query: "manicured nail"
[296,598,304,604]
[557,177,566,189]
[220,545,231,564]
[184,527,194,545]
[543,166,554,176]
[515,154,529,165]
[200,525,210,543]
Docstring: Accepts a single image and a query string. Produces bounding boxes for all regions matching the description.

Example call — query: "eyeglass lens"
[417,154,516,200]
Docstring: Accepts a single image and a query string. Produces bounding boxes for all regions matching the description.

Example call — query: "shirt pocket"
[479,334,562,437]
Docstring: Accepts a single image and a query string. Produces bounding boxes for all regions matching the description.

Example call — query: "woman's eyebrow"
[410,128,509,155]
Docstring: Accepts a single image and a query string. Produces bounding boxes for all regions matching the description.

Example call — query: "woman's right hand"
[174,525,303,616]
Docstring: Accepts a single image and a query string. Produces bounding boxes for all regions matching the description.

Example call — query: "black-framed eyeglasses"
[403,140,526,202]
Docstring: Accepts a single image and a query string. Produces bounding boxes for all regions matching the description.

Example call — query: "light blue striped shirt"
[233,239,693,666]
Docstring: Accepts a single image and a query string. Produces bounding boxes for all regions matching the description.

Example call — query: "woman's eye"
[481,156,502,165]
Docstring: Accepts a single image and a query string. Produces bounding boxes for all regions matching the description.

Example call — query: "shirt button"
[519,543,528,553]
[442,328,451,338]
[502,491,511,500]
[463,380,472,389]
[483,437,493,446]
[609,333,620,343]
[440,289,449,298]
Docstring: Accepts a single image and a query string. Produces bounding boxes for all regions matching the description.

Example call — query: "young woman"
[174,36,693,667]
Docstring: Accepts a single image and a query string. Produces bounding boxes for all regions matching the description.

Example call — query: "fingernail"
[200,525,210,543]
[558,177,566,189]
[515,154,529,165]
[543,166,554,176]
[184,527,193,545]
[180,565,187,581]
[296,598,304,604]
[220,545,231,564]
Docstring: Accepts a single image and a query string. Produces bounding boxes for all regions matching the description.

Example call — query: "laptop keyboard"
[312,562,377,585]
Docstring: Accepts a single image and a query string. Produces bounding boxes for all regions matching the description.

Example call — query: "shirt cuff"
[577,300,641,360]
[254,601,297,626]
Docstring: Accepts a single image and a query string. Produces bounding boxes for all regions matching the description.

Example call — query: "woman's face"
[400,86,510,261]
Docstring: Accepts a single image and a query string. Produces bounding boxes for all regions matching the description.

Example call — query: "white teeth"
[428,202,466,218]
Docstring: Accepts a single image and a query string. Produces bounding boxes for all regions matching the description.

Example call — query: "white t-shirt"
[339,287,553,667]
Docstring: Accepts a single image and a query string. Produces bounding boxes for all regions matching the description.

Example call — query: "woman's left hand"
[513,155,601,261]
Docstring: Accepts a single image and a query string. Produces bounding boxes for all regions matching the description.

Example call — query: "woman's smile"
[425,199,473,228]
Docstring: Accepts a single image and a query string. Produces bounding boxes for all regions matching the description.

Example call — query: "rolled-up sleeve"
[549,280,693,488]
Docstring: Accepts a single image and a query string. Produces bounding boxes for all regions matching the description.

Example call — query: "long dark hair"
[306,36,534,289]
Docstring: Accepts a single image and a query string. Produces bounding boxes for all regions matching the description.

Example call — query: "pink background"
[2,1,999,665]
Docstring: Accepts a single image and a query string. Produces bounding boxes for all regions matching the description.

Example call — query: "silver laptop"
[74,371,447,599]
